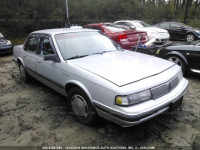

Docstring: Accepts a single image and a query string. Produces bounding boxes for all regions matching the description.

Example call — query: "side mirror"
[44,54,60,62]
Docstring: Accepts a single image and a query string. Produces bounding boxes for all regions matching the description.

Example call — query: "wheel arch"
[17,57,25,66]
[165,51,189,67]
[64,81,93,105]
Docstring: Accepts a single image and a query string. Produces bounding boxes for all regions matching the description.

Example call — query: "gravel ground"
[0,54,200,149]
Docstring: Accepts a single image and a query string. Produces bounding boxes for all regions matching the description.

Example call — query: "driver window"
[38,37,55,56]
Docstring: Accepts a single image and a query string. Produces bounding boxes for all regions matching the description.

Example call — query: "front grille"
[151,76,179,99]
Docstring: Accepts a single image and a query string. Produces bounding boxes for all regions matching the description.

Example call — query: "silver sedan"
[13,28,188,127]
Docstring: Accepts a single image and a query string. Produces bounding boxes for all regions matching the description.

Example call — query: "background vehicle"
[154,22,200,42]
[114,20,169,43]
[13,28,188,127]
[84,23,148,50]
[0,32,13,55]
[135,40,200,75]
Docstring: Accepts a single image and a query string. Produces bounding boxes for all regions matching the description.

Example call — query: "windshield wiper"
[91,50,118,55]
[66,55,89,60]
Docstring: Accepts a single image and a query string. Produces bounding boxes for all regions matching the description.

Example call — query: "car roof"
[31,27,97,35]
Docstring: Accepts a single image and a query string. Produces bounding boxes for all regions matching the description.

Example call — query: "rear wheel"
[19,63,31,82]
[186,33,195,42]
[68,87,98,126]
[166,55,187,75]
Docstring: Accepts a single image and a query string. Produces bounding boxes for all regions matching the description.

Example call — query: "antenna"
[65,0,70,28]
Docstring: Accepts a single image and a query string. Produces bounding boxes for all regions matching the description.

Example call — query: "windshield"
[132,21,150,28]
[55,31,121,60]
[0,32,4,38]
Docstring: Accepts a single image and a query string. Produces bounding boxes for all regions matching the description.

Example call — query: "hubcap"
[71,95,89,119]
[19,65,26,80]
[168,57,182,67]
[187,34,194,42]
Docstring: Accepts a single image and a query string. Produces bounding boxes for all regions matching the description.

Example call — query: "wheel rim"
[19,65,26,80]
[168,57,182,67]
[71,95,89,119]
[187,34,194,41]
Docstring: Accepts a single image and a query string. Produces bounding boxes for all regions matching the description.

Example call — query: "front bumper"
[94,78,188,127]
[0,45,13,55]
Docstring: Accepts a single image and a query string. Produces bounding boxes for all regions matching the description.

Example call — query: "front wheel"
[186,34,195,42]
[166,55,187,75]
[68,87,98,126]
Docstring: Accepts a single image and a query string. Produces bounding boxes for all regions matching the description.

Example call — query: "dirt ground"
[0,54,200,149]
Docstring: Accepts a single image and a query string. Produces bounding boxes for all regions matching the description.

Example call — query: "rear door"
[23,35,39,72]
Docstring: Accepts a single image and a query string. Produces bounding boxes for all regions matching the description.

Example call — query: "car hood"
[69,50,175,87]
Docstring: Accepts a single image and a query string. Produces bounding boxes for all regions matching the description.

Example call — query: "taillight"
[118,34,128,42]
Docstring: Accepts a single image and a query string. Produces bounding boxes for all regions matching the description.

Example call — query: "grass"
[9,37,27,46]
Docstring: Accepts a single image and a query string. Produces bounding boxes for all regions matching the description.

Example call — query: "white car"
[13,28,188,127]
[115,20,170,42]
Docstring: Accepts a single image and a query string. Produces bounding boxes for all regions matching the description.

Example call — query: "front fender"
[64,80,93,105]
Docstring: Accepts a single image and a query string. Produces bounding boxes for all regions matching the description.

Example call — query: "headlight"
[6,40,12,46]
[194,30,200,33]
[116,90,152,106]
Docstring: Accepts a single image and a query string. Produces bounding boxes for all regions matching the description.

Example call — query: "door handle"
[37,61,41,64]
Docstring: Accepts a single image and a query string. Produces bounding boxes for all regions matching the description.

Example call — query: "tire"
[166,55,187,75]
[19,63,31,82]
[186,33,195,42]
[68,87,98,126]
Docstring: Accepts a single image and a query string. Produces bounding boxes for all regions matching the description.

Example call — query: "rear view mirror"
[44,54,60,62]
